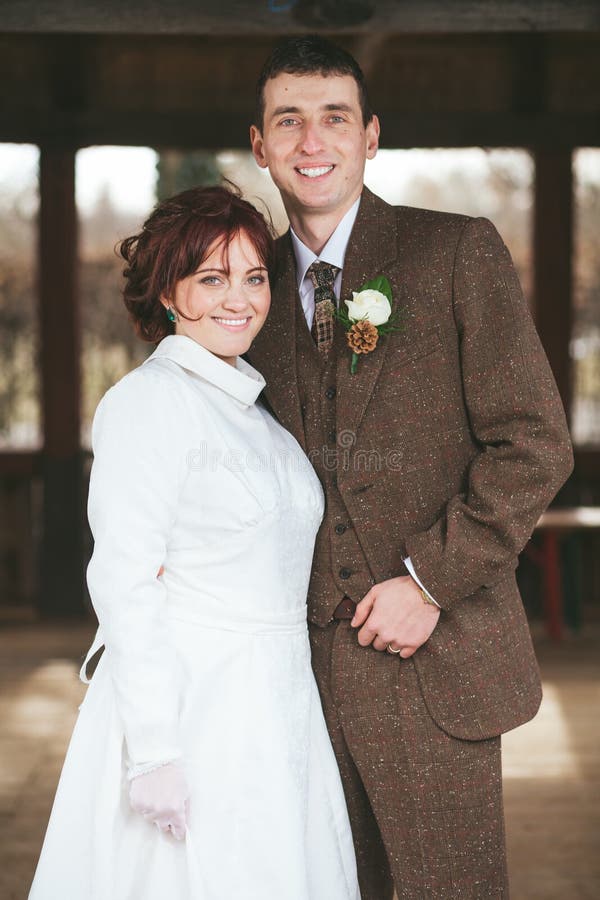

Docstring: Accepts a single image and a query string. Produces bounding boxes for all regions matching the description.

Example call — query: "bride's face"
[165,230,271,366]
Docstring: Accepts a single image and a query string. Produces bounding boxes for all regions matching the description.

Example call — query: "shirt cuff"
[403,556,441,608]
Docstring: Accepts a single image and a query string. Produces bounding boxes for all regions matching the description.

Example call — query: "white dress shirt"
[290,200,440,608]
[290,199,360,330]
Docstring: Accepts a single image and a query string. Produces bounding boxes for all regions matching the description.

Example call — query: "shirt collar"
[144,334,266,407]
[290,197,361,291]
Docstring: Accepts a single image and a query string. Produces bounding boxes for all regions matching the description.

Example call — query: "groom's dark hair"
[255,35,373,130]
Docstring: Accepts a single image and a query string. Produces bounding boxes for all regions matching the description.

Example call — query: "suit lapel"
[248,234,306,450]
[336,188,399,442]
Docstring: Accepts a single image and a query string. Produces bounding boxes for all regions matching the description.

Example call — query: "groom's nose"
[298,120,325,155]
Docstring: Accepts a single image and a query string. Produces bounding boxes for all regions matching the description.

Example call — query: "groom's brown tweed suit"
[247,188,573,898]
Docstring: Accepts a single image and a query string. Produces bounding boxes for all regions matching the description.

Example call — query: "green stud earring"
[166,306,177,323]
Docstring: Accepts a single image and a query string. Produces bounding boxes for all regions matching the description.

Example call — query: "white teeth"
[298,166,333,178]
[214,317,249,326]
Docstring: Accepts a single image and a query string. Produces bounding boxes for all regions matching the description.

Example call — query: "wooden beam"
[38,146,86,618]
[39,148,80,459]
[0,32,598,148]
[1,0,599,34]
[2,109,599,151]
[533,148,573,421]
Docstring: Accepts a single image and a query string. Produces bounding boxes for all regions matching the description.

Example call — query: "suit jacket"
[247,187,573,740]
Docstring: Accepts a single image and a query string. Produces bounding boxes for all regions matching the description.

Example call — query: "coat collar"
[146,334,266,407]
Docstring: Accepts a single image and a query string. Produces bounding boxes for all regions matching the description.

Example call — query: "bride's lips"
[211,316,252,332]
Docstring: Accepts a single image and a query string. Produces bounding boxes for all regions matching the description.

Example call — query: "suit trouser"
[309,620,509,900]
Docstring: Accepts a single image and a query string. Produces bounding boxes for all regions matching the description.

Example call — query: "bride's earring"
[166,305,178,323]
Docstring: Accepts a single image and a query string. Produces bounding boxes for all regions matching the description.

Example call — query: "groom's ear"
[250,125,268,169]
[366,115,380,161]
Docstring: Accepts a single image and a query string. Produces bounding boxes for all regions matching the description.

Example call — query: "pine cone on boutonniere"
[347,321,379,354]
[335,275,404,374]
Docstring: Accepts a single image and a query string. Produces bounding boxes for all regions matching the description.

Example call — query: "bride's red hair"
[119,184,275,342]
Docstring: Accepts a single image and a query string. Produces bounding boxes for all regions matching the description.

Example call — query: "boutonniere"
[335,276,403,374]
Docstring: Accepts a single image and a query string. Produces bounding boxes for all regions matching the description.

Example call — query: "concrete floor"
[0,621,598,899]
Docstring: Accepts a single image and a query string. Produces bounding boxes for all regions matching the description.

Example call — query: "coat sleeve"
[86,366,188,773]
[404,216,574,610]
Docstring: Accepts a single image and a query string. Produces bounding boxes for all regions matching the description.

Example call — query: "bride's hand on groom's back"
[351,576,440,658]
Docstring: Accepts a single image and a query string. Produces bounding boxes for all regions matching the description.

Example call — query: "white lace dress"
[29,335,360,900]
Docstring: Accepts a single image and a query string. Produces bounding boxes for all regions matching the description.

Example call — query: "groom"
[248,36,572,898]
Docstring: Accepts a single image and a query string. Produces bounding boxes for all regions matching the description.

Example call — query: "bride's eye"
[200,276,222,285]
[247,275,266,285]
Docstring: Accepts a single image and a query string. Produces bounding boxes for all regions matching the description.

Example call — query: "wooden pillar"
[38,145,85,617]
[533,149,573,421]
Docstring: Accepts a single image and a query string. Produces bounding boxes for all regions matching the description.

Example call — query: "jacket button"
[339,567,352,580]
[334,523,347,535]
[328,430,336,443]
[325,386,336,400]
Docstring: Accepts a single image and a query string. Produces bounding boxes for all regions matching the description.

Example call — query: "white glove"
[129,762,190,840]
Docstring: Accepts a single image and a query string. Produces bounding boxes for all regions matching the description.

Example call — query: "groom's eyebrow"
[323,103,353,113]
[271,105,301,119]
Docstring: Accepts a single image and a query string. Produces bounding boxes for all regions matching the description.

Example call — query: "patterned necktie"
[307,261,339,354]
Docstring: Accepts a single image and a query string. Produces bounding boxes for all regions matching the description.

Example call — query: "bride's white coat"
[30,335,360,900]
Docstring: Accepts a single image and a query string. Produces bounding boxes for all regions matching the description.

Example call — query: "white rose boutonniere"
[345,289,392,327]
[335,276,403,374]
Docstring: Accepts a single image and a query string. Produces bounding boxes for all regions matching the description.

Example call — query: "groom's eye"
[279,117,298,127]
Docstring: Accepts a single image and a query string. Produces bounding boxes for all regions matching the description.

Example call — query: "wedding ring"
[386,643,402,654]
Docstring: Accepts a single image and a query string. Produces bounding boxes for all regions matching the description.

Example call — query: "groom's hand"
[351,576,440,658]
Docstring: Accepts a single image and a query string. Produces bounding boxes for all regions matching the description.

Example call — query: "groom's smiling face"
[250,72,379,222]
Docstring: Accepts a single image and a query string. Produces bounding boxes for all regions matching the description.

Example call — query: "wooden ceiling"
[1,0,599,34]
[0,2,599,149]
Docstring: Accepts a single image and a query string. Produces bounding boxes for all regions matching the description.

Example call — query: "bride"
[29,185,360,900]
